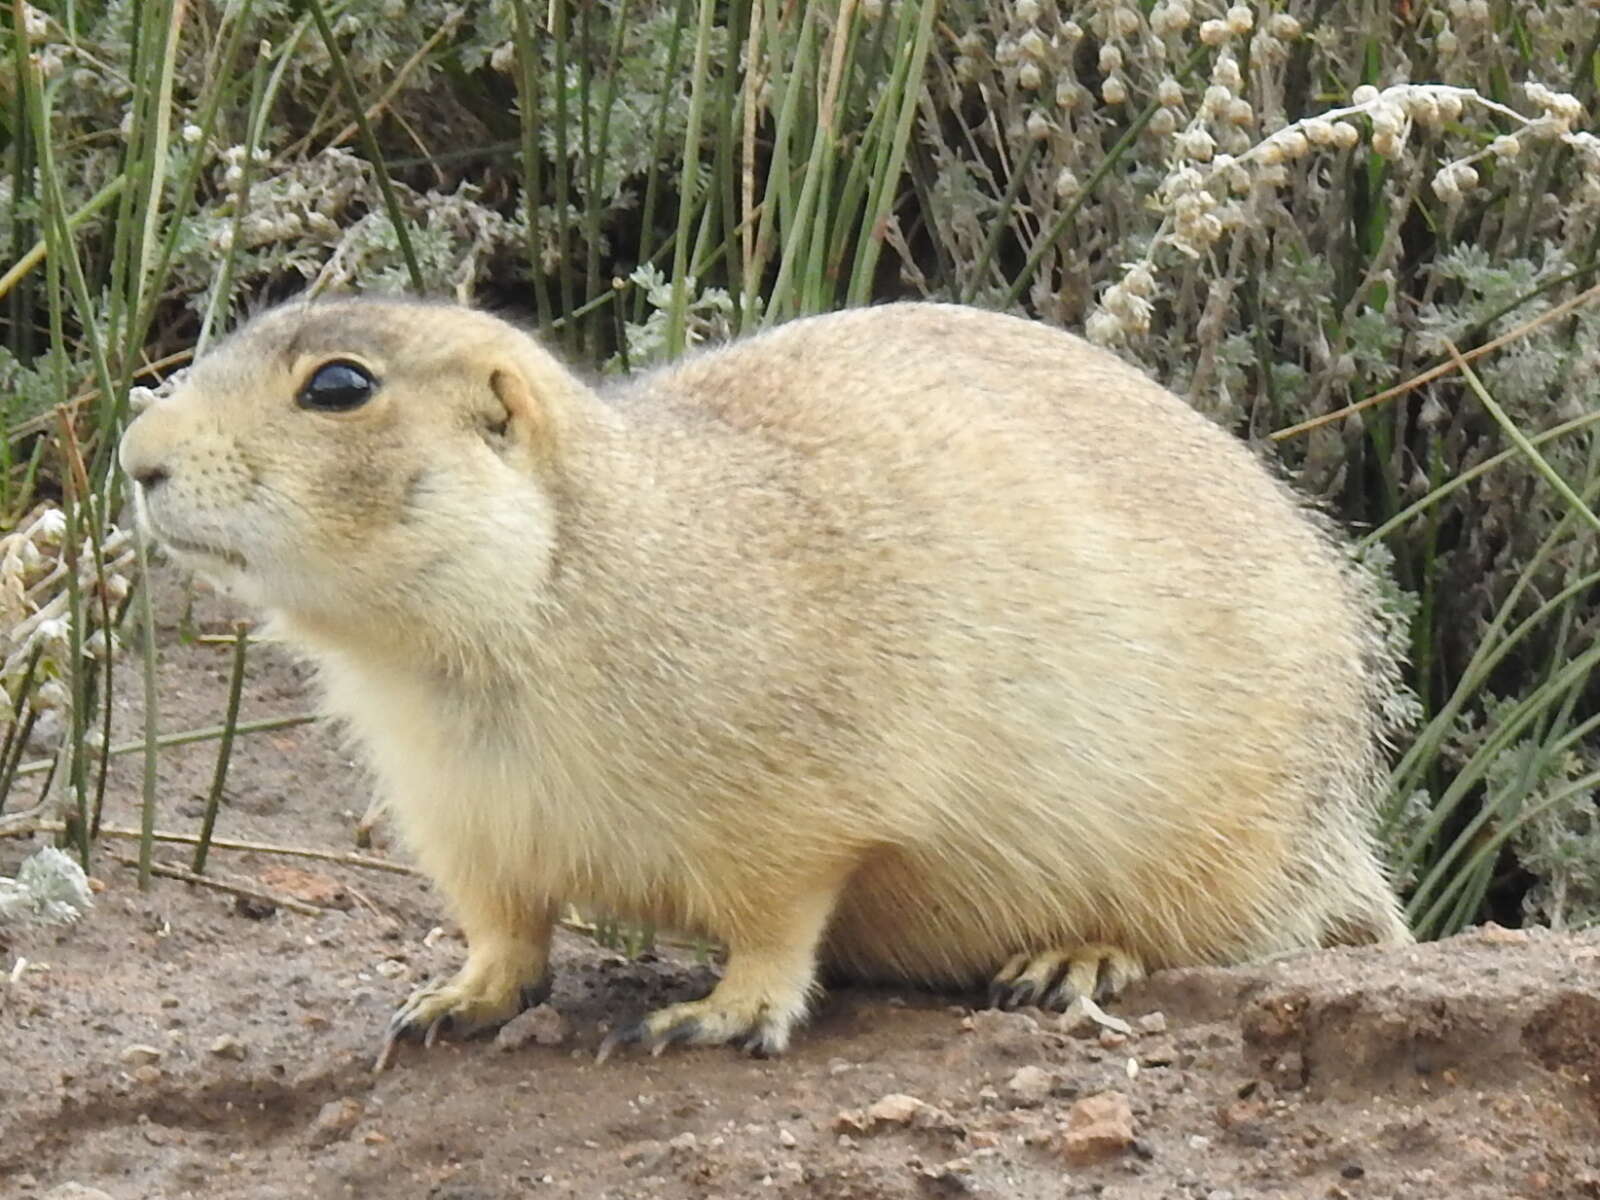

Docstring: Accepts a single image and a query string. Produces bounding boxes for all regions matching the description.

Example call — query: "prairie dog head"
[119,298,584,645]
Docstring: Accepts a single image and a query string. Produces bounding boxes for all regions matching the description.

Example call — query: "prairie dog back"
[119,299,1409,1059]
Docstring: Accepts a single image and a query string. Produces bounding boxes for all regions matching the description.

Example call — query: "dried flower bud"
[1333,121,1361,149]
[1436,28,1458,55]
[1099,44,1124,74]
[490,42,515,73]
[1018,29,1047,60]
[1352,84,1380,106]
[1053,167,1080,198]
[181,123,202,145]
[1163,1,1192,31]
[1025,110,1053,139]
[1203,85,1233,114]
[1102,75,1128,105]
[1489,133,1520,159]
[1179,127,1216,161]
[1225,5,1254,34]
[1148,106,1179,137]
[1018,62,1043,90]
[1122,263,1157,297]
[1085,310,1123,346]
[1157,76,1184,107]
[1060,20,1084,42]
[1212,54,1242,92]
[1276,129,1309,159]
[1113,6,1141,36]
[1226,98,1254,126]
[1013,0,1042,22]
[1406,93,1441,127]
[1304,118,1337,146]
[1370,104,1405,138]
[1199,18,1229,45]
[1056,80,1086,109]
[1371,129,1402,157]
[1268,13,1302,39]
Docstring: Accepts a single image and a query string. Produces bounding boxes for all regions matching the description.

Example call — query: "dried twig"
[110,852,324,916]
[1271,276,1600,441]
[32,821,417,874]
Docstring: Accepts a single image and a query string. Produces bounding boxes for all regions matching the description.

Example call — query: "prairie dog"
[119,298,1410,1060]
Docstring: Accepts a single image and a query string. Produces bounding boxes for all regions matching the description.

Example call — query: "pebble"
[1135,1011,1169,1035]
[1058,1091,1136,1165]
[308,1098,364,1147]
[1005,1064,1053,1106]
[118,1043,163,1066]
[837,1093,964,1136]
[777,1128,797,1148]
[868,1093,924,1125]
[43,1187,114,1200]
[495,1003,568,1050]
[208,1034,248,1060]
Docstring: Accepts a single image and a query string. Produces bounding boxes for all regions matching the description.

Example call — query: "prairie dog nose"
[119,423,170,490]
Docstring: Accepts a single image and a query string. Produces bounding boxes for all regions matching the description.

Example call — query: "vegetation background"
[1,0,1597,942]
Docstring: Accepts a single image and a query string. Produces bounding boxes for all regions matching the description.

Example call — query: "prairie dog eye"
[298,360,377,411]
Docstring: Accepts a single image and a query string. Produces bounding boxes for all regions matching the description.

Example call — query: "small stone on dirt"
[208,1033,247,1060]
[777,1128,797,1148]
[1005,1064,1053,1106]
[1135,1011,1168,1035]
[495,1003,568,1050]
[308,1098,364,1147]
[118,1043,163,1066]
[869,1093,926,1125]
[1059,1090,1136,1164]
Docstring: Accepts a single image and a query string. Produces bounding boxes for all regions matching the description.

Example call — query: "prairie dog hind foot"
[987,944,1146,1010]
[598,877,842,1061]
[595,982,807,1061]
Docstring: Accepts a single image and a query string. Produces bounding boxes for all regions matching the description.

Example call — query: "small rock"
[139,1120,176,1147]
[1059,1091,1136,1165]
[1098,1029,1128,1049]
[495,1003,568,1050]
[1474,922,1528,945]
[119,1043,163,1066]
[841,1094,963,1137]
[1005,1065,1053,1107]
[43,1186,114,1200]
[869,1093,925,1125]
[668,1131,698,1154]
[131,1065,162,1085]
[777,1128,797,1148]
[308,1098,364,1147]
[208,1034,248,1060]
[1135,1011,1168,1035]
[834,1108,869,1134]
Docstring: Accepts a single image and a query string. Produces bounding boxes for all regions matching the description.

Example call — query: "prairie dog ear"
[482,360,554,466]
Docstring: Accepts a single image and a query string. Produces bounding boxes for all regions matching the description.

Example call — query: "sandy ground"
[2,576,1598,1200]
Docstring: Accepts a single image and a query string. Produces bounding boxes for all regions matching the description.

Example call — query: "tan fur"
[118,298,1410,1055]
